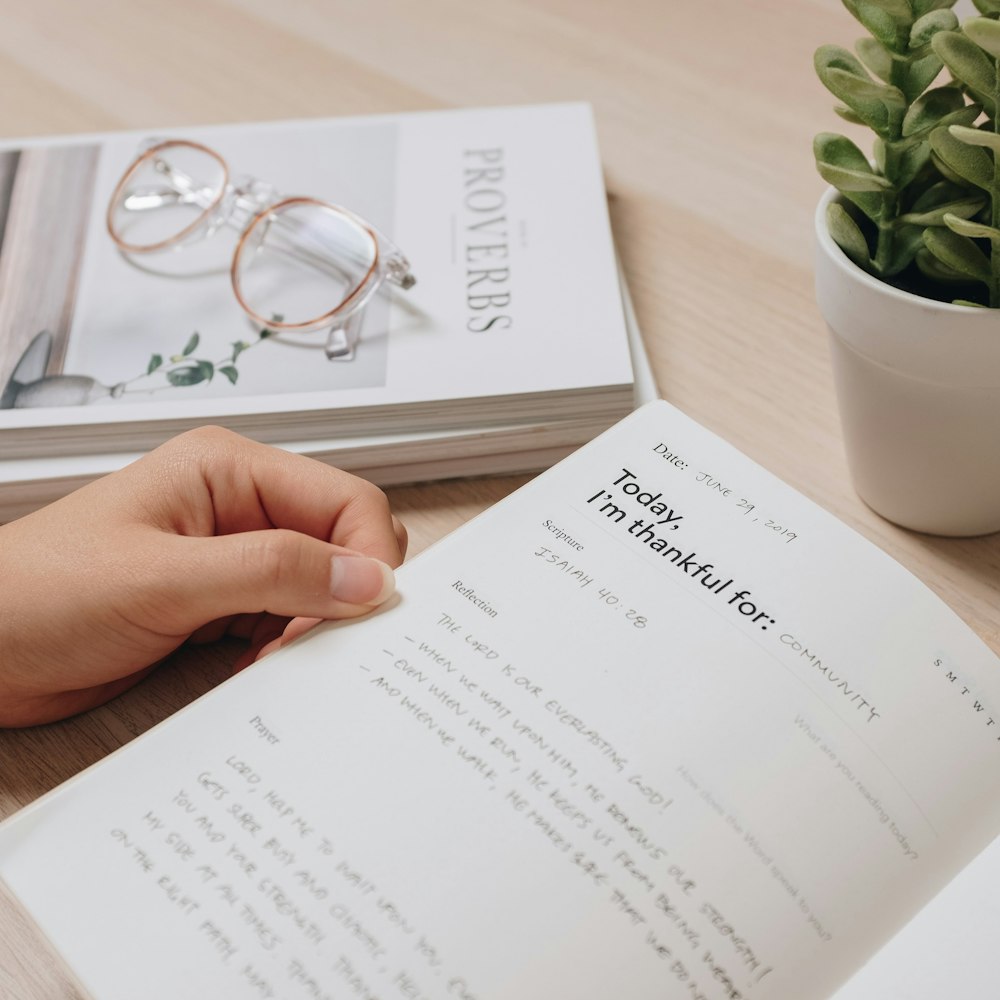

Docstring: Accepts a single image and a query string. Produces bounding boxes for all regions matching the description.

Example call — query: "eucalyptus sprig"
[814,0,985,288]
[118,324,277,395]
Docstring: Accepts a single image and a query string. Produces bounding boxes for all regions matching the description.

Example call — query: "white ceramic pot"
[815,187,1000,536]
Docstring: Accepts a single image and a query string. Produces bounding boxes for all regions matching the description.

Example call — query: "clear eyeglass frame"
[105,138,415,361]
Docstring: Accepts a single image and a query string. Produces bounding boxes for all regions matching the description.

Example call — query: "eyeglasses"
[105,139,415,361]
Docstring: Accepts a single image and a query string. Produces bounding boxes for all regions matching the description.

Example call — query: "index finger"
[128,427,408,568]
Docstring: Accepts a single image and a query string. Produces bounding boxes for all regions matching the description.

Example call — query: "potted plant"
[814,0,1000,536]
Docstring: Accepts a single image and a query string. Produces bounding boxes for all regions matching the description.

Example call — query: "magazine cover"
[0,103,633,457]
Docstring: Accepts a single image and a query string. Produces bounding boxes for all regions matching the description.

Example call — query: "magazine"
[0,103,633,459]
[0,258,655,523]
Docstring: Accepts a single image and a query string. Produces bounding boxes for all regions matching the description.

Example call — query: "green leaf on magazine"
[181,332,200,356]
[219,365,239,385]
[166,360,215,387]
[147,353,163,375]
[231,340,250,362]
[167,366,204,387]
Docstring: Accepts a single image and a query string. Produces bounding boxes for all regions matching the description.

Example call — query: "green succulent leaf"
[219,365,239,385]
[930,125,995,188]
[828,71,904,134]
[856,3,904,49]
[951,298,987,306]
[846,188,887,223]
[929,101,984,134]
[948,123,1000,154]
[856,37,894,82]
[923,226,992,282]
[898,193,987,225]
[932,30,998,114]
[826,201,874,269]
[814,133,894,191]
[914,0,960,17]
[972,0,1000,16]
[903,52,946,103]
[910,178,976,210]
[901,85,967,136]
[815,45,906,135]
[146,353,162,375]
[843,0,913,24]
[888,223,927,273]
[964,15,1000,59]
[814,132,875,170]
[896,142,933,188]
[943,212,1000,241]
[911,9,960,47]
[834,105,867,125]
[873,135,888,172]
[822,169,891,196]
[915,246,974,282]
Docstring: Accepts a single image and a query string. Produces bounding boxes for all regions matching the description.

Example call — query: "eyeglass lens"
[234,201,378,327]
[108,142,227,251]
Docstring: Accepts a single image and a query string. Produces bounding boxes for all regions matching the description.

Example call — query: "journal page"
[831,830,1000,996]
[2,400,998,1000]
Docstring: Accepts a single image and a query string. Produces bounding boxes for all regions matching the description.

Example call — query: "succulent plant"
[815,0,1000,305]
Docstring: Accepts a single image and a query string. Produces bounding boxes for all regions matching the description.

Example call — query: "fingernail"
[330,555,396,605]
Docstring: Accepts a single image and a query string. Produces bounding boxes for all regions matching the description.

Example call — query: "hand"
[0,427,407,727]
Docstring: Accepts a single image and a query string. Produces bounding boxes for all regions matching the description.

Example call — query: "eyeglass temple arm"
[122,187,216,212]
[386,258,416,290]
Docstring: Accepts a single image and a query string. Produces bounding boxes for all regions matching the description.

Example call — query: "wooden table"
[2,0,999,995]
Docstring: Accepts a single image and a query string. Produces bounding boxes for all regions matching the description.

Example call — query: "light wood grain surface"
[1,0,999,994]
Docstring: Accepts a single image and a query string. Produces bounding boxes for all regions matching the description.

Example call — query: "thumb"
[156,529,396,632]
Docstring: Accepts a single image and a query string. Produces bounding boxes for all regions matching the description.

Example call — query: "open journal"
[2,400,999,999]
